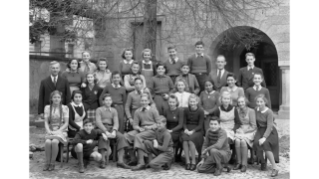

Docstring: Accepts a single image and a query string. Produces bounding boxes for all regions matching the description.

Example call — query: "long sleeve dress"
[81,84,103,123]
[234,107,257,147]
[181,107,204,154]
[61,71,85,95]
[163,107,184,147]
[253,108,279,163]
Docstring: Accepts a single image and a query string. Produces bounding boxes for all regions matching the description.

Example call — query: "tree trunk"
[143,0,157,60]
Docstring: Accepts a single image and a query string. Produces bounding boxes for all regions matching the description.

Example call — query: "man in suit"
[38,61,71,118]
[209,55,229,92]
[238,52,266,90]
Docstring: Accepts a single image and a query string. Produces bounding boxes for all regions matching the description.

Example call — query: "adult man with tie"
[209,55,230,92]
[38,61,71,118]
[238,52,266,90]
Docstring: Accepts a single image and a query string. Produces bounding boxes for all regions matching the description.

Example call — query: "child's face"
[112,74,121,84]
[209,120,220,131]
[205,81,213,92]
[52,94,62,105]
[246,56,255,66]
[131,64,140,74]
[256,98,266,109]
[195,45,204,54]
[253,74,263,86]
[156,66,165,75]
[177,81,185,92]
[103,97,112,107]
[189,98,198,109]
[99,61,107,70]
[181,66,190,74]
[216,56,226,69]
[157,120,166,130]
[87,74,95,84]
[221,95,231,106]
[82,52,90,62]
[134,80,143,91]
[84,122,94,133]
[143,52,151,61]
[140,96,150,107]
[73,93,82,104]
[168,48,177,59]
[70,60,79,71]
[237,97,246,109]
[124,51,133,60]
[168,98,177,109]
[227,77,236,87]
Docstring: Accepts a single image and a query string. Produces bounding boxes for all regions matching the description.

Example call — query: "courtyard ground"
[29,119,290,179]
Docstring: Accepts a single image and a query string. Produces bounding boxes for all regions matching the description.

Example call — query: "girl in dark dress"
[67,90,87,138]
[254,94,279,177]
[163,94,184,148]
[181,94,204,171]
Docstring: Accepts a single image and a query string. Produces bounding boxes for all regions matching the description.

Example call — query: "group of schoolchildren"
[38,41,279,177]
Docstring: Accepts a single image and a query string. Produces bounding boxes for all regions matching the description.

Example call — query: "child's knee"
[93,152,102,161]
[234,139,241,147]
[75,143,83,151]
[52,139,59,145]
[209,148,218,154]
[45,139,52,144]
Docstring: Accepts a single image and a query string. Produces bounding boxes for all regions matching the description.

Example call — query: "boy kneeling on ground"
[71,119,103,173]
[144,116,174,171]
[197,117,231,176]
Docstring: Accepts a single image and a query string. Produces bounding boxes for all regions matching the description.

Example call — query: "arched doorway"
[211,26,281,111]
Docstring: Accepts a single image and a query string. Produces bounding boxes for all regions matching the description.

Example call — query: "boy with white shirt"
[245,73,271,109]
[164,46,183,83]
[238,52,266,90]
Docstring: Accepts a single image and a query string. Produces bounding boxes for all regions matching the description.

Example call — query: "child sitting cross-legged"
[144,116,174,171]
[71,120,103,173]
[197,117,231,176]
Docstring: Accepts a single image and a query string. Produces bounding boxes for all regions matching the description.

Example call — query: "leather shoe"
[185,163,191,170]
[233,163,242,170]
[260,163,267,171]
[248,156,254,164]
[117,162,131,169]
[271,169,279,177]
[190,164,196,171]
[100,161,106,169]
[43,164,50,171]
[224,165,231,172]
[79,164,85,173]
[131,164,146,171]
[214,168,222,176]
[48,164,55,171]
[163,163,171,170]
[127,160,138,166]
[240,165,247,172]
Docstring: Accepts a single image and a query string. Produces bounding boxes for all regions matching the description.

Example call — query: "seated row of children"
[43,86,279,177]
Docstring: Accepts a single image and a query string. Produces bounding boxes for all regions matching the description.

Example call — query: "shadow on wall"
[29,56,68,114]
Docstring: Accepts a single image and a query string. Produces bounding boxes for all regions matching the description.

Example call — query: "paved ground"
[29,119,290,179]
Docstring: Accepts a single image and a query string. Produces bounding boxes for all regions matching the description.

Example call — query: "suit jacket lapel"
[45,76,56,91]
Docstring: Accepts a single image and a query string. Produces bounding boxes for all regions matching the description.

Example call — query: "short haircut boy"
[245,52,255,59]
[167,46,177,51]
[195,41,205,47]
[210,116,221,124]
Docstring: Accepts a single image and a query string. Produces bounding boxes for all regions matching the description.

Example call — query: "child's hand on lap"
[102,133,108,141]
[153,139,159,148]
[259,137,266,145]
[86,139,93,144]
[139,127,145,132]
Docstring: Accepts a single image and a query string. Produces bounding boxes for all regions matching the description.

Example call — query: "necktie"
[53,76,57,87]
[142,107,146,112]
[217,70,221,83]
[171,58,176,64]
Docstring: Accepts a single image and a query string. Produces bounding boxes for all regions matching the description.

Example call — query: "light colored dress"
[44,105,69,145]
[234,107,257,147]
[94,70,112,89]
[220,86,245,106]
[174,91,191,108]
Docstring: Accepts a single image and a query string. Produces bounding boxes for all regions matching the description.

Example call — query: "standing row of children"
[40,40,279,177]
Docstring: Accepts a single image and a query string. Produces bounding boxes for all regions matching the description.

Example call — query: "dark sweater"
[99,83,127,106]
[183,107,204,132]
[187,54,211,74]
[202,128,230,153]
[164,59,183,77]
[155,128,174,152]
[245,87,272,109]
[72,129,102,153]
[81,84,103,110]
[150,75,174,95]
[163,107,184,132]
